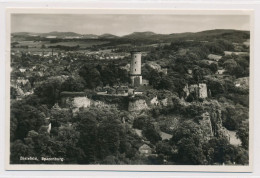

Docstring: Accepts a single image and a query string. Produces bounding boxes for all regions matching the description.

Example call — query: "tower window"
[135,62,136,64]
[135,69,136,71]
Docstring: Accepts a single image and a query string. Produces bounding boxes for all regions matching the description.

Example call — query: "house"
[146,61,161,71]
[208,54,222,62]
[216,68,226,75]
[139,144,152,156]
[224,51,249,56]
[150,96,159,106]
[19,68,26,73]
[234,77,249,89]
[16,78,29,86]
[160,131,172,140]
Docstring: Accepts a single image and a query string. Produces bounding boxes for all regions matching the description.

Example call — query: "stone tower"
[130,51,142,87]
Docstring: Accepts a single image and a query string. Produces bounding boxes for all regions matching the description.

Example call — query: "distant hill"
[12,32,32,36]
[12,29,250,43]
[99,33,119,39]
[120,29,249,43]
[43,31,80,37]
[122,31,158,39]
[82,34,99,39]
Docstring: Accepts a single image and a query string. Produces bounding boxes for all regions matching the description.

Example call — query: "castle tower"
[130,51,142,87]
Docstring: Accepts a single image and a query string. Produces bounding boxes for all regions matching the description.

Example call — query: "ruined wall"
[199,83,208,98]
[128,99,149,112]
[199,112,213,139]
[61,96,91,113]
[183,83,208,99]
[209,109,230,140]
[72,97,91,108]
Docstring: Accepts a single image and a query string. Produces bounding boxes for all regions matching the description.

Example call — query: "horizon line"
[11,28,249,37]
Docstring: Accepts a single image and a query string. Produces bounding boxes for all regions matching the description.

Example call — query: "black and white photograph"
[5,9,253,171]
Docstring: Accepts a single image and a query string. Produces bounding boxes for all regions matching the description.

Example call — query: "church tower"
[130,51,142,87]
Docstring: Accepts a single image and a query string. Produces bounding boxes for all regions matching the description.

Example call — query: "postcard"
[5,8,254,172]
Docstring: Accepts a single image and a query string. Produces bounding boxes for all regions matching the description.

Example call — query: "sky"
[11,14,250,36]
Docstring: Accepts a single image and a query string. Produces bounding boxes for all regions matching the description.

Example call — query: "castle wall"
[199,83,208,98]
[128,99,149,112]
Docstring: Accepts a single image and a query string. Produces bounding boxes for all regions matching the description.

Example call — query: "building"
[224,51,249,56]
[139,144,152,156]
[216,68,226,75]
[142,79,149,86]
[130,51,142,87]
[184,83,208,99]
[208,54,222,62]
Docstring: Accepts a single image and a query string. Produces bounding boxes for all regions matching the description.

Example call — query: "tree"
[96,117,125,160]
[10,87,18,99]
[50,107,72,128]
[11,102,46,140]
[209,63,218,74]
[170,121,206,165]
[236,122,249,150]
[193,67,203,83]
[177,137,206,165]
[206,78,225,96]
[34,76,65,106]
[79,65,101,89]
[61,76,86,92]
[10,139,34,164]
[148,69,162,88]
[76,111,98,163]
[54,125,84,163]
[142,124,162,144]
[224,59,237,73]
[203,137,246,165]
[157,76,174,91]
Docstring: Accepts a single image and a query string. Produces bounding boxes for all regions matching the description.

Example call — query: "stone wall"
[199,112,213,139]
[61,96,91,113]
[183,83,208,99]
[199,83,208,98]
[128,99,149,112]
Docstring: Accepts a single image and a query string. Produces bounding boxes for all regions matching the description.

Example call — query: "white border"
[0,2,259,177]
